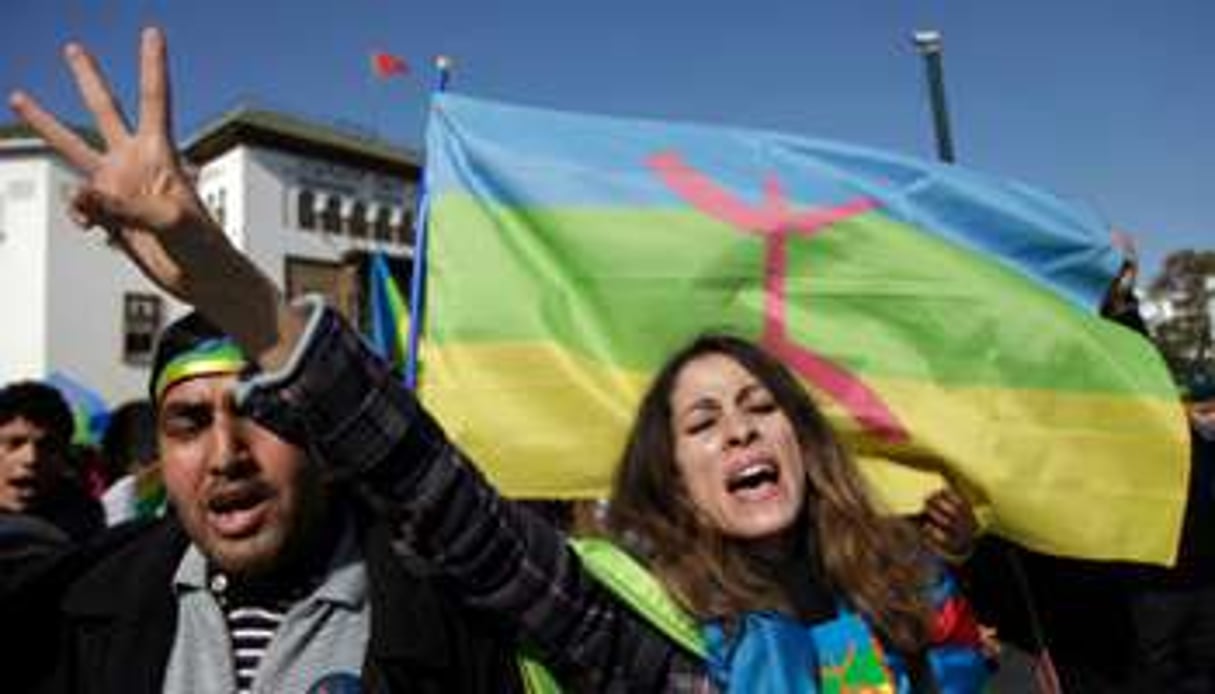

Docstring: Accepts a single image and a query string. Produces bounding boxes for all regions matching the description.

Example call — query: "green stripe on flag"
[429,194,1173,395]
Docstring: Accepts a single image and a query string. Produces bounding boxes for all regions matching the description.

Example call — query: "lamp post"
[912,29,956,163]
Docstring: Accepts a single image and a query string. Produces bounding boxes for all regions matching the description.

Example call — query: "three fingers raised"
[8,27,173,172]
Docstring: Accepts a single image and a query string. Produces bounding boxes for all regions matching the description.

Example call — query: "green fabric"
[515,537,705,693]
[570,537,705,656]
[518,653,562,694]
[428,196,1171,394]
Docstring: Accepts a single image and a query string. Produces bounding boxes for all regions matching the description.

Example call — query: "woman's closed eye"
[741,390,778,415]
[684,416,717,436]
[746,399,778,415]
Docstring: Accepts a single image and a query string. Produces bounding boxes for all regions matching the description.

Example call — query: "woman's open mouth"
[725,459,781,501]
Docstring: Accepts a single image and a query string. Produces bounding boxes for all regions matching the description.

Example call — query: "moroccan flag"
[370,51,409,79]
[368,251,411,371]
[420,93,1189,564]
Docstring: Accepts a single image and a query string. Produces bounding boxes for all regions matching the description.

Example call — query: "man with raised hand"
[8,28,519,694]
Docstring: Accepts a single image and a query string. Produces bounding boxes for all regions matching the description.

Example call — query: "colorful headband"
[152,338,247,402]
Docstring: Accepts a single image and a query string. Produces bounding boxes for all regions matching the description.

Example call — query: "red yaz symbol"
[647,151,908,442]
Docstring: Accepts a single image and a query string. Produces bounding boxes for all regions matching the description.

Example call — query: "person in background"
[1187,369,1215,449]
[99,399,165,525]
[1100,230,1149,335]
[0,382,107,692]
[0,380,103,543]
[1127,367,1215,692]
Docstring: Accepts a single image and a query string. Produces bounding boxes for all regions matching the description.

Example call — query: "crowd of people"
[2,26,1213,693]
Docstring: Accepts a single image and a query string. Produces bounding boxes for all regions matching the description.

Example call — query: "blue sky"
[3,0,1210,279]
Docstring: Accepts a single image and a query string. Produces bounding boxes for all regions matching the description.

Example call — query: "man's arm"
[239,304,700,689]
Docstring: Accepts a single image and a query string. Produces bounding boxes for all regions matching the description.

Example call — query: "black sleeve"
[239,307,704,690]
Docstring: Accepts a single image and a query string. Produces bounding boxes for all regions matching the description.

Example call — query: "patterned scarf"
[703,572,989,693]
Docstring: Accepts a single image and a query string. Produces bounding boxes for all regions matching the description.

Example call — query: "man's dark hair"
[147,311,305,445]
[0,381,75,445]
[100,399,157,479]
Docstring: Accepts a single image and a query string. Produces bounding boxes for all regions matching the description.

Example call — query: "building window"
[203,190,227,228]
[215,188,227,228]
[393,210,415,246]
[122,293,163,365]
[298,189,317,230]
[373,205,392,241]
[347,200,368,239]
[321,195,341,234]
[285,256,360,323]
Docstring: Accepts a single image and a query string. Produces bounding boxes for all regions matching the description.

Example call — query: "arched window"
[348,200,368,238]
[374,206,392,241]
[395,210,415,245]
[298,189,317,230]
[215,188,227,228]
[321,195,341,233]
[387,207,406,245]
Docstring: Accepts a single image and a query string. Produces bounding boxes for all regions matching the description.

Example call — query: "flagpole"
[403,55,452,390]
[911,30,956,164]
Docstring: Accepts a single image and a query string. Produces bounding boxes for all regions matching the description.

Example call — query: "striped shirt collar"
[172,510,367,610]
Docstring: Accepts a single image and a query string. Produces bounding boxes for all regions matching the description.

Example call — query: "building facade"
[0,109,418,411]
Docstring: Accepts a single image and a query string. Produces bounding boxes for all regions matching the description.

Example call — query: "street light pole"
[912,29,956,164]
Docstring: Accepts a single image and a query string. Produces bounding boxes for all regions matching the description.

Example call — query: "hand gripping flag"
[420,93,1189,564]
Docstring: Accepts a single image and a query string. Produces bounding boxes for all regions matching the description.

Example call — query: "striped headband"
[152,338,247,402]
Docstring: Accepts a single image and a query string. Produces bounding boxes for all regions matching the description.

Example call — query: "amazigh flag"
[420,93,1189,564]
[368,251,411,371]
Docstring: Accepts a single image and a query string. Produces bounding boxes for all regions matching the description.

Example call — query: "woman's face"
[670,353,806,540]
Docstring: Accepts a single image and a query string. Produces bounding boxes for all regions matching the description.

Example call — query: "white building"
[0,108,419,410]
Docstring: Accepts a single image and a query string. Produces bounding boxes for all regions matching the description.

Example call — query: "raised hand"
[10,28,228,300]
[9,28,301,368]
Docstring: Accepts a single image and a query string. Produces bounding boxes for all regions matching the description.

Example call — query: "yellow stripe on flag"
[421,340,1188,564]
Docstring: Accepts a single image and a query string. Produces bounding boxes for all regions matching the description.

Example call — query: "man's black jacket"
[3,513,521,693]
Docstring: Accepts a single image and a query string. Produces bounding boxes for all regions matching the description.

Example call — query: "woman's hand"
[920,487,979,563]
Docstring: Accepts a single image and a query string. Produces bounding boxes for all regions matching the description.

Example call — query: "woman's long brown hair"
[604,334,934,653]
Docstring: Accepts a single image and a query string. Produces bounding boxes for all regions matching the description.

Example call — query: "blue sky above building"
[2,0,1210,278]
